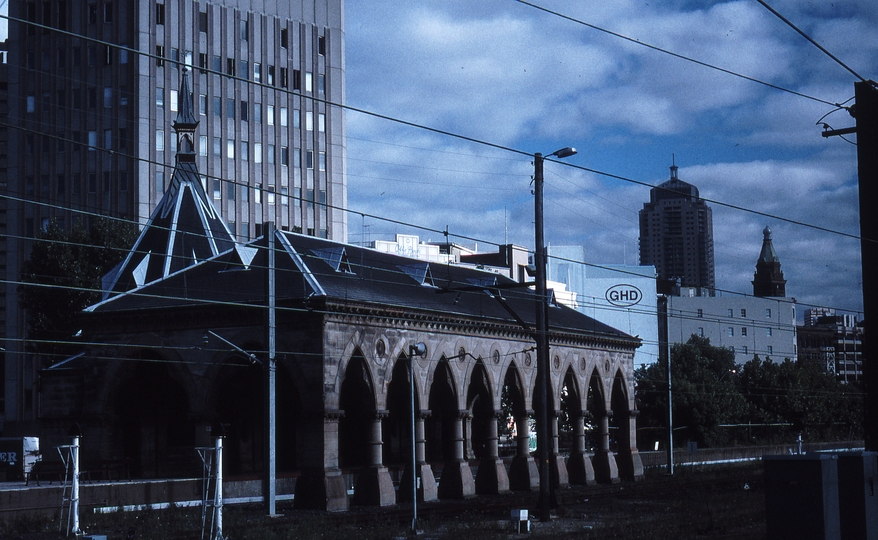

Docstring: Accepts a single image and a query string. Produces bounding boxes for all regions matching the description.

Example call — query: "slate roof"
[757,226,780,265]
[88,229,637,346]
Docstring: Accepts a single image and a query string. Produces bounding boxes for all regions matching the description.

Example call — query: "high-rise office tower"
[638,164,715,295]
[2,0,346,433]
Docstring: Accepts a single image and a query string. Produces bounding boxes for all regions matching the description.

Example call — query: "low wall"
[0,476,298,520]
[638,441,864,469]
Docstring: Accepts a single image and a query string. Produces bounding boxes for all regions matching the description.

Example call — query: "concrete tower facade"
[638,164,715,296]
[2,0,346,433]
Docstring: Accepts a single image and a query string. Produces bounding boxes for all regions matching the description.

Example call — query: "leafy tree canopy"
[18,217,137,364]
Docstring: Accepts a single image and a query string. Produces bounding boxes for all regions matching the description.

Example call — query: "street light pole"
[533,148,576,522]
[408,342,427,533]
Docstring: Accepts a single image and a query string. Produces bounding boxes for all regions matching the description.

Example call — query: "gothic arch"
[338,348,378,469]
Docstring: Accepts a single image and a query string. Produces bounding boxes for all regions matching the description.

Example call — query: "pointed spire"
[101,68,236,298]
[753,226,786,297]
[173,68,198,162]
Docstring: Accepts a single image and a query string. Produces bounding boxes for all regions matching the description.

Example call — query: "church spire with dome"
[752,226,786,297]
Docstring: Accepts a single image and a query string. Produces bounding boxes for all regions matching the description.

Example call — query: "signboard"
[605,284,643,307]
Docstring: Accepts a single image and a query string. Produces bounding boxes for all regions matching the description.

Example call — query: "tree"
[18,217,137,364]
[636,335,747,448]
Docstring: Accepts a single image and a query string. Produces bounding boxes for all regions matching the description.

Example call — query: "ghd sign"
[606,284,642,307]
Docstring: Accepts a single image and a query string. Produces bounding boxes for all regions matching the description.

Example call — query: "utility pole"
[263,221,278,514]
[825,80,878,451]
[853,82,878,452]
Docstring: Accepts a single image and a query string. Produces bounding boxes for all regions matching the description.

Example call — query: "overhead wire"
[0,10,867,359]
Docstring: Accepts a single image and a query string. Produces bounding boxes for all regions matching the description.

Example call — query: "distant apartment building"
[639,164,715,296]
[798,309,863,383]
[2,0,346,434]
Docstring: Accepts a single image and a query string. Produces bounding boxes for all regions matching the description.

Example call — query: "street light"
[533,147,577,522]
[408,342,427,533]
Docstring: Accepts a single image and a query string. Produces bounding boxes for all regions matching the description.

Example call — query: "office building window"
[281,28,289,48]
[155,171,164,192]
[227,99,235,119]
[199,135,207,156]
[280,107,288,127]
[88,130,97,150]
[213,96,221,117]
[281,67,288,88]
[281,187,289,206]
[767,346,773,355]
[103,87,112,107]
[199,53,207,73]
[26,94,35,113]
[213,137,220,156]
[156,130,164,151]
[267,145,275,164]
[240,141,248,161]
[254,143,262,163]
[281,146,288,166]
[239,60,248,79]
[255,183,262,204]
[318,113,325,132]
[156,3,165,25]
[254,103,262,123]
[267,105,275,125]
[213,180,220,199]
[292,69,300,90]
[741,346,748,355]
[318,74,325,94]
[765,308,772,318]
[104,129,112,149]
[120,49,128,64]
[305,111,313,131]
[741,327,747,337]
[766,327,772,337]
[305,151,313,169]
[199,94,207,115]
[254,63,261,82]
[318,152,326,171]
[727,309,733,317]
[199,10,208,33]
[88,173,96,193]
[304,72,312,92]
[727,327,734,337]
[156,45,164,67]
[119,172,128,192]
[267,186,275,205]
[240,18,248,41]
[170,90,178,112]
[227,180,235,200]
[318,35,326,56]
[740,309,747,318]
[156,88,164,108]
[697,308,703,318]
[697,327,704,337]
[293,110,300,128]
[240,101,248,122]
[227,139,234,159]
[226,58,234,75]
[268,66,275,85]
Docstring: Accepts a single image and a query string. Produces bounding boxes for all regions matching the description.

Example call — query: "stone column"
[508,410,539,491]
[616,409,644,481]
[549,410,569,489]
[437,411,476,499]
[464,414,475,460]
[475,411,511,495]
[398,411,438,503]
[293,410,349,511]
[352,411,396,506]
[592,409,619,484]
[566,410,596,485]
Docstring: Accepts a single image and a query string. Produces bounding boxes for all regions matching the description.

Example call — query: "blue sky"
[343,0,877,319]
